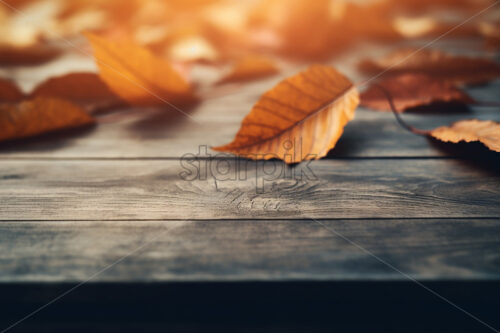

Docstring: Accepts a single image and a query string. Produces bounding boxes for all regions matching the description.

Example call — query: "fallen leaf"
[217,55,279,84]
[0,78,24,103]
[429,119,500,152]
[0,43,61,66]
[31,72,121,113]
[361,73,475,112]
[358,49,500,85]
[0,97,95,142]
[214,65,359,163]
[85,32,196,106]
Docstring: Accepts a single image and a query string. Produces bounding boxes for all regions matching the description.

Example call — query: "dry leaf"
[0,44,61,66]
[430,119,500,152]
[218,55,279,84]
[31,72,121,113]
[361,73,475,112]
[85,32,196,106]
[0,97,95,142]
[358,49,500,85]
[214,65,359,163]
[0,78,24,103]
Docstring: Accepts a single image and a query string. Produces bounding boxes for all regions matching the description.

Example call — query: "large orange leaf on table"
[429,119,500,152]
[361,73,475,112]
[85,33,195,107]
[0,78,24,103]
[31,73,121,113]
[358,49,500,85]
[0,97,95,142]
[214,65,359,163]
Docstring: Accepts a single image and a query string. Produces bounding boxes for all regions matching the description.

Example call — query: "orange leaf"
[361,73,475,112]
[214,65,359,163]
[429,119,500,152]
[31,72,122,113]
[85,32,196,107]
[0,78,24,103]
[358,49,500,85]
[218,55,279,84]
[0,97,95,142]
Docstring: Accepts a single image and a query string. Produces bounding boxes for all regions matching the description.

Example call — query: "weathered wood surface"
[0,159,499,220]
[1,219,499,282]
[0,39,499,287]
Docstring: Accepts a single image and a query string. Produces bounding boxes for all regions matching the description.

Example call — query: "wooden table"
[1,42,499,332]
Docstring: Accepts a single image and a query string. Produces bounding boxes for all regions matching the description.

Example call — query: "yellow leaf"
[85,32,195,106]
[214,65,359,163]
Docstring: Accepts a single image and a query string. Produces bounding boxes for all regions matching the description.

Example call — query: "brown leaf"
[31,72,122,113]
[0,78,24,103]
[429,119,500,152]
[358,49,500,85]
[361,73,475,112]
[85,32,196,106]
[0,44,62,66]
[217,55,279,84]
[214,65,359,163]
[0,97,95,142]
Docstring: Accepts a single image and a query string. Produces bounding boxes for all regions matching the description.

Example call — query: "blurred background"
[1,0,499,92]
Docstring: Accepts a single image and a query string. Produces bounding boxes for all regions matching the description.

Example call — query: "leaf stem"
[370,83,430,136]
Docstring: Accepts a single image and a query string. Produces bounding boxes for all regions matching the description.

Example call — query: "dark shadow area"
[0,281,499,333]
[404,102,472,115]
[0,123,97,153]
[126,101,200,139]
[428,139,500,175]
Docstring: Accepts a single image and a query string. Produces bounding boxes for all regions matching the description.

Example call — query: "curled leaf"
[85,32,195,107]
[361,73,475,112]
[214,65,359,163]
[0,78,24,103]
[0,97,95,142]
[31,72,121,113]
[359,49,500,85]
[218,55,279,84]
[429,119,500,152]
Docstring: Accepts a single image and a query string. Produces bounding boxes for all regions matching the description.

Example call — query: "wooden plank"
[1,219,499,282]
[0,66,498,159]
[0,159,499,220]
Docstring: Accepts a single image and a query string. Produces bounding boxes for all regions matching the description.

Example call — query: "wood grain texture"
[1,219,499,282]
[0,159,499,220]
